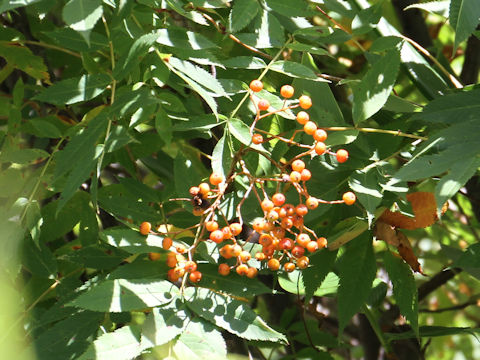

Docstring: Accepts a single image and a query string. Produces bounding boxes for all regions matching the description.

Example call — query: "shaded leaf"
[185,287,287,343]
[449,0,480,50]
[0,41,50,81]
[384,250,419,337]
[156,27,217,50]
[279,271,339,297]
[228,0,260,33]
[386,326,480,341]
[33,74,111,105]
[302,249,338,302]
[453,243,480,269]
[62,0,103,44]
[337,232,377,335]
[68,279,178,312]
[352,49,400,124]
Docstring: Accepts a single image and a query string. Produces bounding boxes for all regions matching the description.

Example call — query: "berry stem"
[323,126,427,140]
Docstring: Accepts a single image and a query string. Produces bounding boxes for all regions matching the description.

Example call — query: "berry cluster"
[139,80,356,285]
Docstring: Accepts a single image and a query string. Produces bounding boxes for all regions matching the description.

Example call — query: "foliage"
[1,0,480,359]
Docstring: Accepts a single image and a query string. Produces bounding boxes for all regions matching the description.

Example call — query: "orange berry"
[258,99,270,111]
[280,85,294,98]
[167,268,180,282]
[268,258,280,271]
[306,241,319,253]
[297,256,309,269]
[209,172,224,186]
[249,79,263,92]
[252,133,263,144]
[313,129,328,142]
[296,111,310,125]
[295,204,308,217]
[255,252,267,261]
[252,218,266,232]
[301,169,311,181]
[229,222,242,236]
[198,182,210,195]
[222,226,233,240]
[148,252,161,261]
[236,264,249,276]
[281,204,295,217]
[296,233,310,247]
[162,237,173,250]
[166,252,177,267]
[231,244,242,257]
[343,191,356,205]
[279,238,294,250]
[303,121,317,135]
[336,149,349,163]
[292,245,305,258]
[220,244,233,259]
[184,261,197,272]
[209,229,224,243]
[272,193,286,207]
[264,221,275,232]
[272,226,286,238]
[173,266,185,278]
[291,159,305,172]
[239,250,251,262]
[284,262,296,272]
[246,267,258,278]
[292,215,304,228]
[317,237,327,248]
[139,221,152,235]
[290,171,302,183]
[299,95,312,109]
[267,209,279,221]
[263,245,275,257]
[176,244,186,254]
[278,206,287,218]
[261,199,275,212]
[280,217,294,229]
[218,263,230,276]
[315,142,326,155]
[305,197,318,210]
[205,221,219,232]
[189,186,200,196]
[189,270,202,283]
[259,233,273,247]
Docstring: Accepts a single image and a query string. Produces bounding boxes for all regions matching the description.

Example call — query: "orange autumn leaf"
[379,192,447,230]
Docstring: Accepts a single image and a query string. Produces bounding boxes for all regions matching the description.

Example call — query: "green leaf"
[21,116,64,138]
[68,279,178,312]
[22,236,57,279]
[349,168,383,225]
[155,108,172,146]
[279,271,339,297]
[228,118,268,154]
[449,0,480,50]
[28,311,103,360]
[199,263,273,297]
[384,250,419,337]
[211,134,234,180]
[337,232,377,335]
[404,1,450,16]
[114,32,159,81]
[109,258,169,280]
[141,299,189,348]
[352,49,400,125]
[0,148,49,164]
[156,27,217,50]
[352,1,383,35]
[235,9,285,49]
[0,0,43,12]
[185,287,287,343]
[0,41,50,81]
[221,56,267,69]
[326,217,369,250]
[228,0,260,32]
[168,57,228,97]
[65,244,129,269]
[33,74,111,105]
[100,227,165,254]
[415,88,480,124]
[62,0,103,44]
[266,0,312,17]
[385,326,480,341]
[287,42,330,56]
[172,318,227,360]
[43,28,108,52]
[302,249,338,302]
[78,325,142,360]
[452,243,480,269]
[270,60,323,81]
